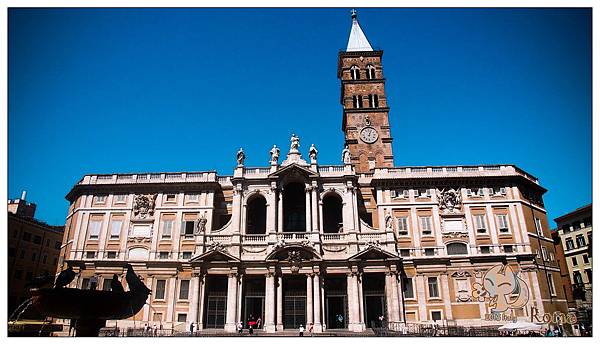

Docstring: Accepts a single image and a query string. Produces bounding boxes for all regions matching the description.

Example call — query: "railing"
[318,165,345,173]
[372,165,539,184]
[358,232,385,242]
[322,233,347,241]
[243,167,271,175]
[83,172,218,185]
[206,234,232,243]
[372,321,501,337]
[277,232,309,240]
[242,234,267,243]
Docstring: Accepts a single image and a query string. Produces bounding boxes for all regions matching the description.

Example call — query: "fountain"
[23,264,150,337]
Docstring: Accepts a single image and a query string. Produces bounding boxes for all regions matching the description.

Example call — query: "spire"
[346,9,373,52]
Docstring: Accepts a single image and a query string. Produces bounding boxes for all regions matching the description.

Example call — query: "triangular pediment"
[190,249,239,263]
[349,246,399,260]
[269,163,318,179]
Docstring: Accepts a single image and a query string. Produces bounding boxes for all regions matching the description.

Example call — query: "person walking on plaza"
[299,324,304,337]
[308,322,314,336]
[189,322,195,336]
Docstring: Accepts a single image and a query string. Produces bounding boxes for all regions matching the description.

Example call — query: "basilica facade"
[59,12,570,333]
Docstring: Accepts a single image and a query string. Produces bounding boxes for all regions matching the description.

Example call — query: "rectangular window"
[391,189,409,198]
[106,251,117,259]
[177,314,187,323]
[165,194,177,203]
[110,220,123,239]
[94,195,106,204]
[155,280,166,299]
[397,217,409,236]
[496,214,509,233]
[159,251,169,259]
[576,235,586,247]
[474,215,487,233]
[503,245,514,253]
[431,311,442,322]
[547,273,556,296]
[420,216,432,235]
[33,235,42,244]
[583,255,589,264]
[402,277,414,299]
[179,280,190,300]
[103,279,112,291]
[81,278,90,289]
[399,249,411,257]
[352,95,363,108]
[534,217,543,236]
[477,188,484,196]
[424,248,435,256]
[188,193,200,202]
[86,251,96,259]
[31,252,37,262]
[22,232,31,241]
[571,257,578,266]
[114,194,127,203]
[417,188,431,198]
[565,238,575,250]
[184,221,195,235]
[162,219,174,238]
[88,219,102,239]
[428,277,439,298]
[182,252,192,259]
[480,246,491,254]
[542,247,548,261]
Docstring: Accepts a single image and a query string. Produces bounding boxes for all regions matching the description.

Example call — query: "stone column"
[189,275,200,325]
[306,274,314,326]
[311,186,319,232]
[232,186,242,232]
[276,275,283,330]
[278,189,284,233]
[225,273,238,332]
[313,274,322,332]
[357,274,364,324]
[237,275,243,323]
[390,273,400,322]
[305,185,312,233]
[440,274,453,320]
[385,274,395,321]
[143,276,153,321]
[198,275,206,329]
[264,273,276,332]
[346,272,363,332]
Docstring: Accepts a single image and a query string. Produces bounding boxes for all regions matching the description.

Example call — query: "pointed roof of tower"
[346,9,373,52]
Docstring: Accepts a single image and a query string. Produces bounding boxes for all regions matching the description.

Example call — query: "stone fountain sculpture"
[28,263,150,336]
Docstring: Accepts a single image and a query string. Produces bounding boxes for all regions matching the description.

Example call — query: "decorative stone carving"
[195,214,207,235]
[270,145,280,164]
[236,148,245,166]
[299,239,314,249]
[341,144,352,164]
[365,239,381,249]
[207,241,226,253]
[290,134,300,152]
[451,270,472,278]
[385,212,394,231]
[309,144,318,164]
[437,188,462,213]
[273,239,286,250]
[242,246,268,254]
[442,232,470,240]
[287,250,303,274]
[322,245,347,253]
[133,194,157,219]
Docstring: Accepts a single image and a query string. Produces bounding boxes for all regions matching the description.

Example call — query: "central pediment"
[269,163,318,179]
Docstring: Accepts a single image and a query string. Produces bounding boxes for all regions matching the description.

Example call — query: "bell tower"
[338,9,394,173]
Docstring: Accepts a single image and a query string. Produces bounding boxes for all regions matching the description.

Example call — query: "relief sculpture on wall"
[133,194,157,219]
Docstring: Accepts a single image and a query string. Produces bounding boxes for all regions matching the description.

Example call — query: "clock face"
[360,126,379,144]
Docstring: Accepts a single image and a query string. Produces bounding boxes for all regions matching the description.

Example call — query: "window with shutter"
[428,277,439,298]
[89,220,102,239]
[110,220,123,238]
[402,277,414,299]
[179,280,190,300]
[390,190,396,198]
[420,216,432,235]
[534,217,543,235]
[475,215,487,233]
[496,214,509,233]
[397,217,409,236]
[163,219,174,238]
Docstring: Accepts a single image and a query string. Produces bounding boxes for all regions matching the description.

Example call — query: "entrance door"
[244,297,264,328]
[204,294,227,328]
[326,296,347,329]
[283,276,306,329]
[364,295,385,328]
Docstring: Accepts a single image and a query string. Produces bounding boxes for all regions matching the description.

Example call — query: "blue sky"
[8,8,591,226]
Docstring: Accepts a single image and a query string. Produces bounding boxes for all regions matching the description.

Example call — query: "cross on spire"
[351,8,357,19]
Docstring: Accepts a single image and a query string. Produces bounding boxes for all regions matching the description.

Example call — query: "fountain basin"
[30,288,148,320]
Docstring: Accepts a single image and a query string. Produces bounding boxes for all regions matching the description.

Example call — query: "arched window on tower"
[350,65,360,80]
[352,95,363,109]
[323,193,343,233]
[366,64,376,79]
[368,94,379,108]
[246,194,267,234]
[446,242,468,256]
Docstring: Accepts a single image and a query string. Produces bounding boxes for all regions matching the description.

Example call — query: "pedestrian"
[308,322,314,336]
[299,324,304,336]
[153,324,158,337]
[249,324,254,335]
[256,317,262,329]
[189,322,195,336]
[144,323,149,336]
[237,321,243,335]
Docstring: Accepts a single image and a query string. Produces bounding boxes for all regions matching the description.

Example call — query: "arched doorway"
[283,182,306,232]
[246,195,267,234]
[323,193,343,233]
